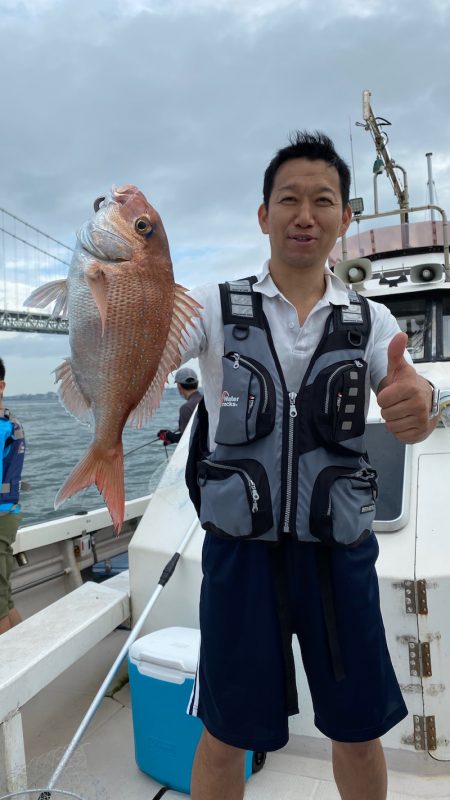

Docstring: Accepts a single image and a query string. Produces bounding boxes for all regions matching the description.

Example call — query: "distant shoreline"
[5,387,179,402]
[5,392,59,402]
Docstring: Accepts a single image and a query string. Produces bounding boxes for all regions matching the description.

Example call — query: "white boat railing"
[13,495,151,554]
[0,572,130,795]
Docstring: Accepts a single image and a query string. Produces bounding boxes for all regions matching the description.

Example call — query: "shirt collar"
[253,260,350,306]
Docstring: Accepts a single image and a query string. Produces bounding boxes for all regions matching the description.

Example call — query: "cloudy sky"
[1,0,449,394]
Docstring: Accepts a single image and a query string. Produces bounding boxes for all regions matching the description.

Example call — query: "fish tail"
[54,442,125,533]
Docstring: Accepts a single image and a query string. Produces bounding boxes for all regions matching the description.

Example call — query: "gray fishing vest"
[194,277,378,547]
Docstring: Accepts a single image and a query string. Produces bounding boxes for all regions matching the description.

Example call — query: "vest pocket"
[310,465,378,547]
[214,354,276,446]
[197,458,273,538]
[314,360,367,445]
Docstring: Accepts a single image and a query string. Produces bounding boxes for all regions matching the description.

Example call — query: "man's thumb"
[386,331,409,383]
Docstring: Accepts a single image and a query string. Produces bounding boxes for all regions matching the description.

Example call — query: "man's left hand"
[377,332,436,444]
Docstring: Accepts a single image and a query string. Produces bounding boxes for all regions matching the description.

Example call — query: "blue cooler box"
[128,627,265,794]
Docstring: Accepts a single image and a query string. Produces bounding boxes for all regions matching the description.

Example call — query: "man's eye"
[317,197,333,205]
[280,196,296,203]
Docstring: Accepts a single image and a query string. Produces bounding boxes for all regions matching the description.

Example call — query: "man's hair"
[0,359,5,381]
[262,130,351,208]
[181,381,198,391]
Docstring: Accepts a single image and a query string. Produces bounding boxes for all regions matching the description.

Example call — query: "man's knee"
[332,738,382,764]
[199,729,246,771]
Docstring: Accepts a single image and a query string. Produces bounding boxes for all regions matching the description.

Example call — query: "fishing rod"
[123,436,160,458]
[124,435,177,459]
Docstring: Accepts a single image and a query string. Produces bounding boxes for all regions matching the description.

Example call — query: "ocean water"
[7,388,184,526]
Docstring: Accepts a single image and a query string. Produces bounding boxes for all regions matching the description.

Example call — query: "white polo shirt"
[181,260,405,443]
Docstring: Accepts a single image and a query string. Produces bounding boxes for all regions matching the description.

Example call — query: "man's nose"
[293,200,314,226]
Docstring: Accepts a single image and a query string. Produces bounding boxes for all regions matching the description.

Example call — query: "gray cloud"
[1,0,449,392]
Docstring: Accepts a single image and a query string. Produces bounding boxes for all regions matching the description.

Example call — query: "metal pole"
[426,153,436,222]
[373,174,379,214]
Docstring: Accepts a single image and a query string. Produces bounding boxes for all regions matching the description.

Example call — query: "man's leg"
[332,738,387,800]
[191,729,246,800]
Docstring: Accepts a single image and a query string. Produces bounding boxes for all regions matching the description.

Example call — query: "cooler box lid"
[129,627,200,682]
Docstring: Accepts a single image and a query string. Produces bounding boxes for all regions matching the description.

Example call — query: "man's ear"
[339,204,353,237]
[258,203,269,234]
[0,380,5,395]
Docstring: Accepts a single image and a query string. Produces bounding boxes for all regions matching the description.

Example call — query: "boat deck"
[6,629,448,800]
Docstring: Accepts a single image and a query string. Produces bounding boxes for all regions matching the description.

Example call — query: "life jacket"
[186,277,377,547]
[0,408,25,511]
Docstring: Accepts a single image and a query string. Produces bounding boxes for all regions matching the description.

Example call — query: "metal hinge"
[404,579,428,615]
[413,715,437,751]
[408,641,432,677]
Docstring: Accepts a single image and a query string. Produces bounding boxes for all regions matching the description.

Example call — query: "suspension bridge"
[0,207,73,334]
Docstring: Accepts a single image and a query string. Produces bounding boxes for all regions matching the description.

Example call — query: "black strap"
[185,397,210,515]
[270,545,299,716]
[332,291,371,348]
[218,276,265,329]
[315,546,346,682]
[151,788,168,800]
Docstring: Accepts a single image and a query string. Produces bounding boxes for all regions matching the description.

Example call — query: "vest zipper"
[202,459,260,512]
[283,392,298,533]
[232,353,268,413]
[324,359,364,414]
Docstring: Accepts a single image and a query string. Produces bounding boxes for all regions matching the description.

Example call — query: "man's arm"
[376,332,438,444]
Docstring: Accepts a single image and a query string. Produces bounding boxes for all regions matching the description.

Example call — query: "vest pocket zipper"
[214,354,276,445]
[232,353,269,413]
[310,464,378,547]
[324,360,364,415]
[197,458,274,538]
[202,459,260,512]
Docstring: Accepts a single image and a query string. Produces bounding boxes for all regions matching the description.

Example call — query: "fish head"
[77,184,172,270]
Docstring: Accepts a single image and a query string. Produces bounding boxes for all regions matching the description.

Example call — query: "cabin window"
[365,423,409,531]
[371,295,429,362]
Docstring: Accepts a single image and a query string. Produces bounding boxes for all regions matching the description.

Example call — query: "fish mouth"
[77,221,133,263]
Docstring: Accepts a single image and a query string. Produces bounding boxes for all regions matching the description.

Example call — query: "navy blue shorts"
[188,532,407,752]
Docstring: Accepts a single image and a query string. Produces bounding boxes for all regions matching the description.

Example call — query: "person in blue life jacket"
[177,132,440,800]
[157,367,203,446]
[0,358,26,635]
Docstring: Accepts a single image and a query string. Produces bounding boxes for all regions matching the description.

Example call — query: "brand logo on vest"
[221,390,239,407]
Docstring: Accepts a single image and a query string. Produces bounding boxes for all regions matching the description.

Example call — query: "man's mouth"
[289,234,316,242]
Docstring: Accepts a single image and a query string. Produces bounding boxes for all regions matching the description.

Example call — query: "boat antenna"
[426,152,436,222]
[356,89,410,245]
[349,116,358,197]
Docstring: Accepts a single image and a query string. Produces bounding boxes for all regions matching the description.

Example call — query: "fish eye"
[94,196,106,212]
[135,217,153,235]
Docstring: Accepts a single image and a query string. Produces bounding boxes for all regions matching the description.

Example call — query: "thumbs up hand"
[377,332,435,443]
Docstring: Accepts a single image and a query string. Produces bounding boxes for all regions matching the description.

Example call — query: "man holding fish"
[24,131,438,800]
[178,132,438,800]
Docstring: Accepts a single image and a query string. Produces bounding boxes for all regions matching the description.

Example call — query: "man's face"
[258,158,352,273]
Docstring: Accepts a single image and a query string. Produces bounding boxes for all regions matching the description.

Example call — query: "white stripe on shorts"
[187,647,201,716]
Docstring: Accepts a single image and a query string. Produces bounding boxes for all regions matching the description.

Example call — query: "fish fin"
[86,265,108,335]
[23,279,69,319]
[126,284,202,429]
[54,358,93,425]
[54,441,125,533]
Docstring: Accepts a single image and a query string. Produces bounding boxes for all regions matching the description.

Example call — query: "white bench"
[0,573,130,793]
